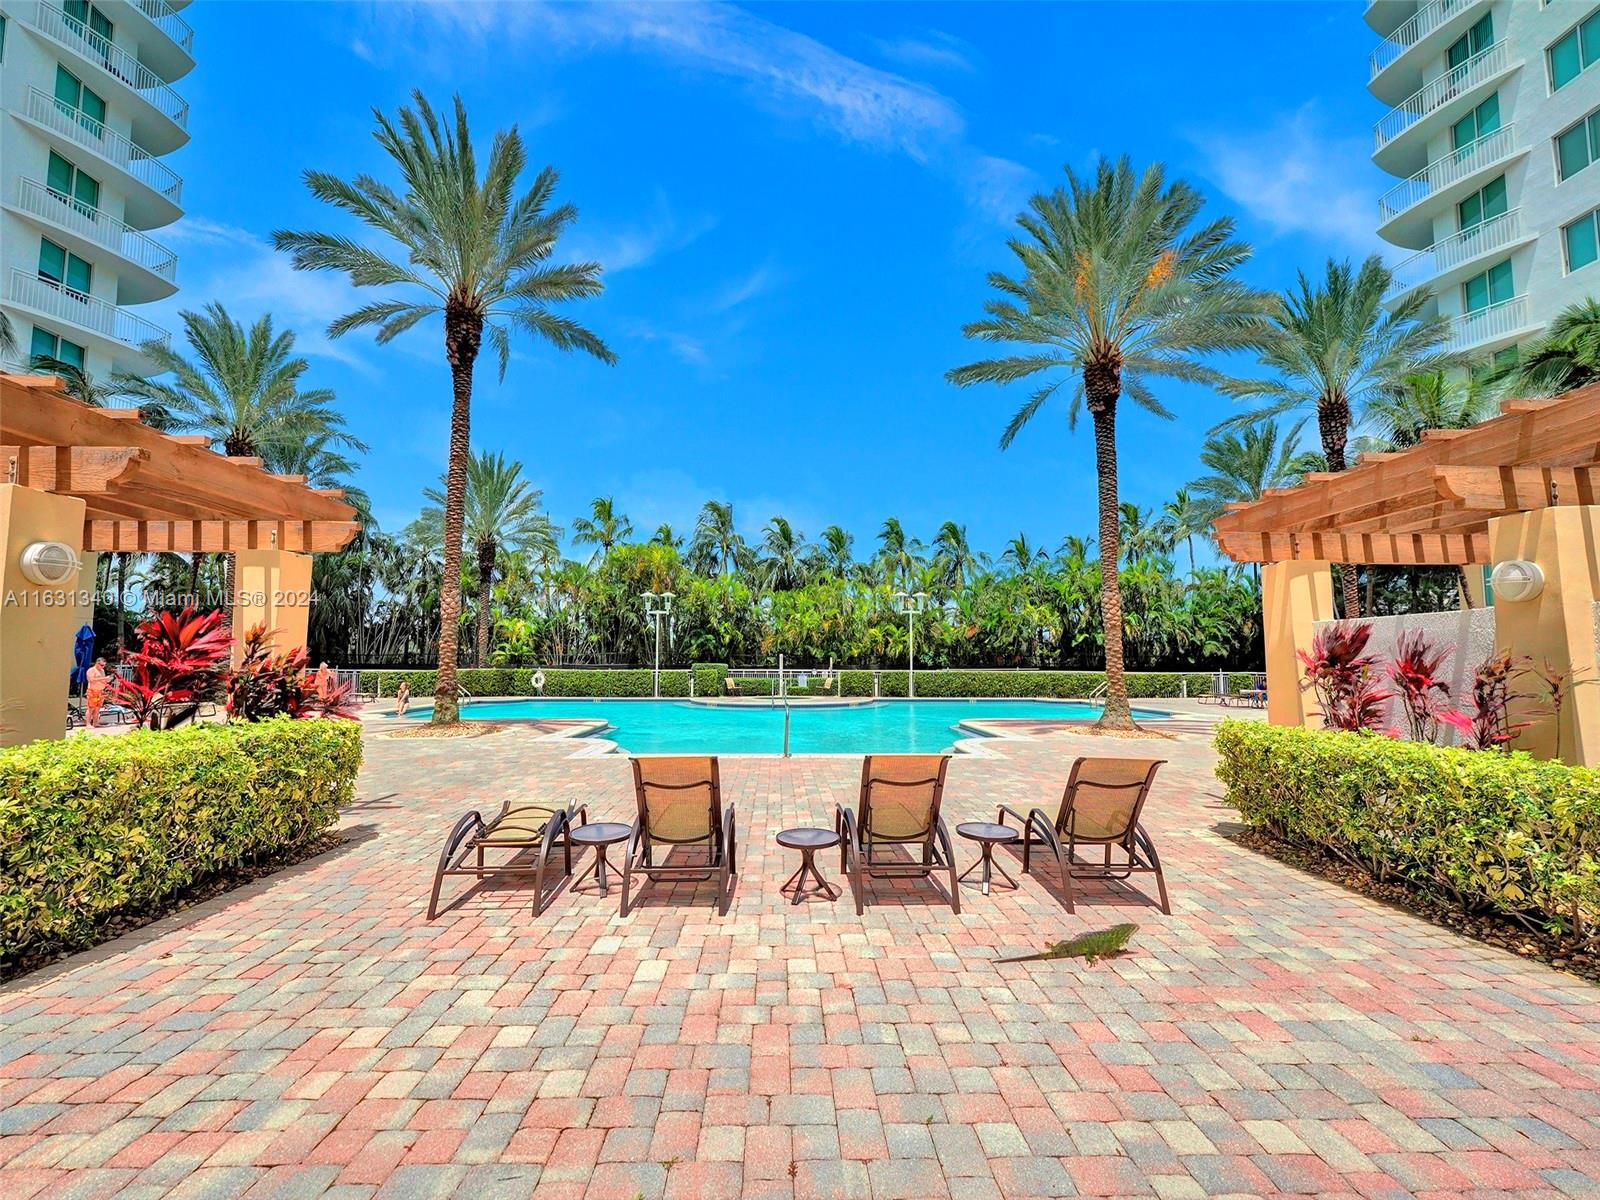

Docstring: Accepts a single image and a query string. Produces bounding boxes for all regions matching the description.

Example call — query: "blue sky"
[148,1,1387,563]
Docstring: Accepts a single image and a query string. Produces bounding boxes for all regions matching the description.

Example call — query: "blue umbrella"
[71,625,96,691]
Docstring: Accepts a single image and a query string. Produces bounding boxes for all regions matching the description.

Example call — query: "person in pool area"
[85,657,109,727]
[395,680,411,716]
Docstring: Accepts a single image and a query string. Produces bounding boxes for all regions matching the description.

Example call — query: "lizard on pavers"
[998,922,1138,965]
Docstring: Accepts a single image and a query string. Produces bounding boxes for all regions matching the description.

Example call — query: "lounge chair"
[836,754,960,916]
[1202,671,1232,706]
[428,798,586,918]
[621,756,737,915]
[998,757,1170,914]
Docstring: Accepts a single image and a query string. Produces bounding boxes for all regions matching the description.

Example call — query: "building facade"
[1369,0,1600,359]
[0,0,190,379]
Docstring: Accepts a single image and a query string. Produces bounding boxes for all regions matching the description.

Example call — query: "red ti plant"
[1439,651,1532,751]
[1297,621,1393,732]
[108,606,231,729]
[1387,628,1455,743]
[225,623,359,722]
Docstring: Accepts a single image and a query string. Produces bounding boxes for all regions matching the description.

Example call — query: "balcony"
[133,0,194,56]
[12,178,178,298]
[1377,124,1520,244]
[1450,295,1530,352]
[1370,0,1479,79]
[23,88,182,218]
[1374,40,1509,154]
[1386,208,1526,300]
[6,269,170,354]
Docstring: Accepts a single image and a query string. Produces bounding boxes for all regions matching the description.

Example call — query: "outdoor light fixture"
[18,541,80,586]
[641,591,676,698]
[892,590,929,698]
[1490,559,1545,603]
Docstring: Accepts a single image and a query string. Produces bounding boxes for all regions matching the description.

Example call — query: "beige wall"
[230,549,313,664]
[0,485,91,747]
[1261,561,1336,729]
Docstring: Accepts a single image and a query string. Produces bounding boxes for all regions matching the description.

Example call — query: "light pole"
[641,591,675,698]
[892,590,928,699]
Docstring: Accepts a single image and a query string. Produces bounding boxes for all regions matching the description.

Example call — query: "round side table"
[956,822,1019,896]
[570,821,632,896]
[776,827,841,904]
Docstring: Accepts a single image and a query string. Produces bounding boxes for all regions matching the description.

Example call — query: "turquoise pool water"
[395,698,1169,755]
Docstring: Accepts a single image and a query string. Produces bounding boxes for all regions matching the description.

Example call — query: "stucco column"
[0,484,91,747]
[231,548,314,664]
[1487,508,1600,764]
[1261,560,1335,729]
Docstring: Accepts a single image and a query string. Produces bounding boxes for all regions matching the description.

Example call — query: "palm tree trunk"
[476,541,495,667]
[1087,364,1135,731]
[1459,565,1475,609]
[189,553,201,604]
[434,304,481,724]
[1317,398,1361,619]
[115,552,129,649]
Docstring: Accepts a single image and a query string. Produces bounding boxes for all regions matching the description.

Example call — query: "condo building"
[1368,0,1600,360]
[0,0,191,378]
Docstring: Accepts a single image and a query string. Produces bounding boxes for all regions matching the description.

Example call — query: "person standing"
[85,658,109,728]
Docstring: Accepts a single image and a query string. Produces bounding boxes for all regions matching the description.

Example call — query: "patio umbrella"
[71,624,96,693]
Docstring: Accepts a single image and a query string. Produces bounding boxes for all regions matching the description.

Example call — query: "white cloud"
[1190,104,1386,254]
[874,31,977,74]
[565,193,717,275]
[709,262,779,312]
[960,155,1036,227]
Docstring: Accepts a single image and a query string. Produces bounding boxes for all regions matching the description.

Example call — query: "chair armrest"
[835,805,857,846]
[625,819,645,865]
[1027,807,1064,863]
[933,816,957,867]
[567,802,589,829]
[996,802,1031,828]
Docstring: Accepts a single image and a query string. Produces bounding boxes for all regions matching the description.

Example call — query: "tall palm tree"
[1154,488,1212,575]
[273,91,614,724]
[1359,369,1499,451]
[0,313,17,361]
[1216,256,1454,617]
[947,157,1265,729]
[1492,298,1600,396]
[571,496,632,562]
[419,451,559,665]
[877,517,922,590]
[931,521,982,593]
[1190,418,1319,514]
[1000,533,1045,575]
[649,522,683,550]
[689,501,746,576]
[758,516,810,590]
[818,525,854,578]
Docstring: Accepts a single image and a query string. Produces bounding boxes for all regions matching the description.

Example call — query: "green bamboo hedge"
[0,719,361,966]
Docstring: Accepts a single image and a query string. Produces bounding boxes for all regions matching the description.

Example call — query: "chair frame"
[998,757,1170,915]
[835,755,960,916]
[621,757,737,916]
[428,799,587,919]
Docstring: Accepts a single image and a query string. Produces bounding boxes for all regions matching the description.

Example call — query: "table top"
[570,821,632,845]
[776,827,840,851]
[956,821,1018,844]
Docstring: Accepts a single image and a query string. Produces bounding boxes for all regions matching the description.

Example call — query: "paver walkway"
[3,726,1600,1199]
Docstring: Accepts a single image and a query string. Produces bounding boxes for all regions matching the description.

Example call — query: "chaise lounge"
[836,754,961,916]
[621,755,737,915]
[428,798,586,918]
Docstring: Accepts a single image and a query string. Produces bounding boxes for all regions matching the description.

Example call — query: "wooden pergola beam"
[1434,465,1600,511]
[1216,529,1492,565]
[84,519,361,553]
[2,445,148,492]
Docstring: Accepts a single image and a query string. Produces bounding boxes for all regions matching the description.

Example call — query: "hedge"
[843,670,1253,699]
[1214,720,1600,939]
[1,719,361,965]
[364,667,691,698]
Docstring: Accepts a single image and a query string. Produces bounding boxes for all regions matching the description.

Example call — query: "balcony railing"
[6,269,171,351]
[1450,295,1528,351]
[14,178,178,283]
[1375,40,1508,150]
[1370,0,1479,77]
[1378,124,1515,223]
[25,89,183,205]
[21,2,190,132]
[133,0,194,56]
[1387,208,1523,298]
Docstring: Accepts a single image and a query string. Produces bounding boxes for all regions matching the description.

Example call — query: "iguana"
[999,923,1138,965]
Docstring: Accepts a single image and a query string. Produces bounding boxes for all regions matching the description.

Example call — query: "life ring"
[532,670,546,694]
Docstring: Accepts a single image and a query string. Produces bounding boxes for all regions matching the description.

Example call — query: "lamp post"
[641,590,675,698]
[892,590,928,698]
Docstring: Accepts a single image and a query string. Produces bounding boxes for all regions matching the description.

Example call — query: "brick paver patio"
[4,724,1600,1198]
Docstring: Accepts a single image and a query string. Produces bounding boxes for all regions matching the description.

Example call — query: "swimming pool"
[394,698,1170,755]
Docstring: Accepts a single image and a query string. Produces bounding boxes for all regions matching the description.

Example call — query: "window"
[1448,13,1494,69]
[1452,93,1500,151]
[1458,175,1508,231]
[1549,9,1600,90]
[1,14,8,63]
[62,0,112,44]
[45,151,99,218]
[1557,109,1600,181]
[38,239,92,297]
[1565,209,1600,272]
[53,65,106,136]
[29,328,86,370]
[1462,259,1513,312]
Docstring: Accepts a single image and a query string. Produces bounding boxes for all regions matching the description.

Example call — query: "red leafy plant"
[225,623,358,722]
[1387,629,1456,743]
[108,606,231,729]
[1439,651,1532,751]
[1298,621,1393,732]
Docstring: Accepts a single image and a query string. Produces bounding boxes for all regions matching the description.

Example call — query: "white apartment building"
[1369,0,1600,361]
[0,0,191,378]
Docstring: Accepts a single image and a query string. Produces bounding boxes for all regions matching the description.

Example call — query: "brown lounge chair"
[428,799,586,919]
[998,757,1169,914]
[621,756,737,915]
[836,754,960,916]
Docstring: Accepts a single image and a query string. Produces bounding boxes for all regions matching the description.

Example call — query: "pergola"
[1212,380,1600,763]
[0,372,360,745]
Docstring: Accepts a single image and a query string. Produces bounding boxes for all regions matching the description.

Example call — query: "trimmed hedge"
[364,668,691,699]
[843,670,1254,699]
[1214,720,1600,938]
[693,663,728,697]
[1,719,361,965]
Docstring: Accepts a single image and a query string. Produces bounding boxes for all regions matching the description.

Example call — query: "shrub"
[693,663,728,696]
[110,606,231,728]
[227,624,359,721]
[361,667,692,699]
[1298,621,1391,732]
[1214,721,1600,947]
[0,719,361,965]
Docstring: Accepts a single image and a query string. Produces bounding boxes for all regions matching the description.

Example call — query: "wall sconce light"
[1490,559,1545,603]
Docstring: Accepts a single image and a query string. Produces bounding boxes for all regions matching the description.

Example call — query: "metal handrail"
[22,2,190,131]
[14,177,178,282]
[1378,124,1514,223]
[133,0,194,55]
[1450,295,1528,351]
[1386,207,1522,299]
[25,88,182,203]
[1370,0,1479,77]
[1375,40,1509,150]
[6,268,171,350]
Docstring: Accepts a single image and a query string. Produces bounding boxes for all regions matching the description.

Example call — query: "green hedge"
[1214,721,1600,937]
[364,667,692,699]
[841,670,1253,699]
[693,663,728,697]
[1,719,361,965]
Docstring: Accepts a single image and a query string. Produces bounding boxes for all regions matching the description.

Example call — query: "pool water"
[394,698,1169,755]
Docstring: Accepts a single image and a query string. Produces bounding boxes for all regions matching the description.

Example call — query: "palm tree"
[1492,298,1600,396]
[931,521,982,593]
[877,517,922,590]
[419,451,559,665]
[818,525,854,578]
[947,157,1265,729]
[1154,488,1212,575]
[0,313,17,361]
[571,496,632,562]
[1359,369,1499,451]
[1000,533,1045,575]
[273,91,614,725]
[689,501,746,576]
[1190,418,1319,514]
[758,516,810,590]
[649,522,683,550]
[1216,256,1454,617]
